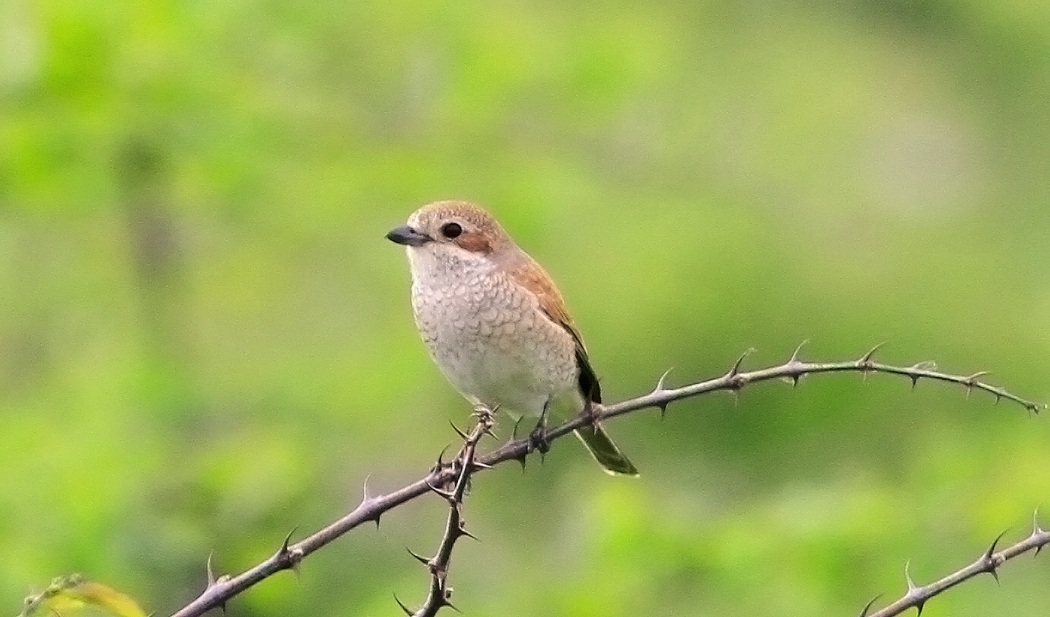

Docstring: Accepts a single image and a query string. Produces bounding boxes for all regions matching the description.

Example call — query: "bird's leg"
[579,399,604,425]
[528,400,552,456]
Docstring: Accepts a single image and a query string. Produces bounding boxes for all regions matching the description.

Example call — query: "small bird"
[386,200,638,476]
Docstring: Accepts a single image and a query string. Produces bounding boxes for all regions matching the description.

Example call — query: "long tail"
[574,424,639,476]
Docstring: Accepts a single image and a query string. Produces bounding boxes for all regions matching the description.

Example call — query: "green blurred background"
[2,0,1048,615]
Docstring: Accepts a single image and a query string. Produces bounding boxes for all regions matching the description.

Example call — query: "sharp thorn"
[458,525,479,542]
[510,416,525,441]
[282,528,296,553]
[406,546,430,566]
[424,479,456,502]
[1035,508,1046,557]
[790,374,801,389]
[449,420,469,440]
[985,529,1008,560]
[965,371,991,383]
[470,460,494,471]
[436,444,452,468]
[728,347,756,378]
[655,367,674,392]
[859,594,882,617]
[904,561,919,591]
[657,402,668,420]
[393,593,413,616]
[423,478,441,493]
[789,339,809,364]
[362,474,373,501]
[915,600,925,616]
[858,342,887,366]
[206,551,218,587]
[277,526,299,560]
[910,375,920,391]
[993,393,1002,406]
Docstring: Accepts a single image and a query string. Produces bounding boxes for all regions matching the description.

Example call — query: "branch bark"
[863,517,1050,617]
[167,344,1043,617]
[395,408,494,616]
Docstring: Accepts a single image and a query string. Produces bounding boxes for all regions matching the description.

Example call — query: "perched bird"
[386,200,638,476]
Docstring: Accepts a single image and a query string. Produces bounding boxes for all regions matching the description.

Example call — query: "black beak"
[386,224,432,247]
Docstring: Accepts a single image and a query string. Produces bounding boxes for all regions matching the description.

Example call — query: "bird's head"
[386,201,516,268]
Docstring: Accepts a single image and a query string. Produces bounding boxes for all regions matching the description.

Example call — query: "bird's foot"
[528,424,551,456]
[579,401,604,424]
[526,401,552,461]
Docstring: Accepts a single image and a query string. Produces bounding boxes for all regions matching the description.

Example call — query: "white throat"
[407,246,496,288]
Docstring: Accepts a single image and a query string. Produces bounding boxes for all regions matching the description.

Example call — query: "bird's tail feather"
[574,425,639,476]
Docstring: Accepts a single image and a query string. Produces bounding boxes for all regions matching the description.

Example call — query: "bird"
[386,200,638,476]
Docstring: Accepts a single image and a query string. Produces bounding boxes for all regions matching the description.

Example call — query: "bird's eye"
[440,222,463,239]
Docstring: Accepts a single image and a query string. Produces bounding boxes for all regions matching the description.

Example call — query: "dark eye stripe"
[441,222,463,239]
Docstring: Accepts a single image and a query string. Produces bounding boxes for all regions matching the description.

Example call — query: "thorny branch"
[395,408,494,616]
[862,513,1050,617]
[167,344,1044,617]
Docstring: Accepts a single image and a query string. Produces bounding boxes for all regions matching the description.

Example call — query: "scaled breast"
[407,249,578,411]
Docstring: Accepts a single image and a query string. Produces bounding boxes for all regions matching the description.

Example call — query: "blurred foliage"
[1,0,1048,616]
[19,575,145,617]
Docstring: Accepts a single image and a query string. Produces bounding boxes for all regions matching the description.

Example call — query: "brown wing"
[505,254,602,404]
